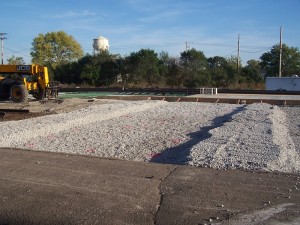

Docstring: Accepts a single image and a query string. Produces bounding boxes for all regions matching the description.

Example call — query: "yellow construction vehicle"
[0,64,58,102]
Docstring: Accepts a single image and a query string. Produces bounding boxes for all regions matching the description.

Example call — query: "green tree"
[55,54,93,84]
[80,64,100,86]
[158,51,170,81]
[125,49,160,86]
[225,55,239,85]
[207,56,228,87]
[180,48,209,88]
[7,55,25,65]
[116,56,130,87]
[55,51,120,86]
[55,61,81,84]
[260,44,300,76]
[31,31,84,78]
[165,58,183,88]
[241,60,263,83]
[92,51,119,86]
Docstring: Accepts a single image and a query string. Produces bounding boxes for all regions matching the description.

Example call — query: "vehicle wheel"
[0,79,11,100]
[10,84,28,102]
[32,90,45,100]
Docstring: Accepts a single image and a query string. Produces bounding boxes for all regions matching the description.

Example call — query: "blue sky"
[1,0,300,64]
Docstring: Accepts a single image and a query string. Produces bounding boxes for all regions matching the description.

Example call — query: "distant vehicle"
[265,76,300,91]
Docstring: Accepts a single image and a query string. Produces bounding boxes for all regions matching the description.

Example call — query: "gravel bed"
[189,104,300,172]
[0,100,299,173]
[280,106,300,155]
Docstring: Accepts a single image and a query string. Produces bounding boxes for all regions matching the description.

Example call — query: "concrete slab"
[190,93,300,101]
[0,148,299,225]
[156,167,300,225]
[96,94,300,105]
[0,148,175,225]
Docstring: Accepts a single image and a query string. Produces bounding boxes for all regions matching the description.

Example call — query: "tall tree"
[31,31,84,73]
[80,64,100,86]
[158,51,170,86]
[55,61,80,84]
[207,56,228,87]
[80,52,119,86]
[260,44,300,76]
[241,60,263,83]
[225,55,239,85]
[180,48,209,87]
[165,57,183,88]
[125,49,160,86]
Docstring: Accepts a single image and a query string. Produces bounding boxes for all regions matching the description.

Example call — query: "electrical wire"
[3,40,275,62]
[190,41,236,48]
[4,47,31,58]
[240,47,272,54]
[221,50,237,57]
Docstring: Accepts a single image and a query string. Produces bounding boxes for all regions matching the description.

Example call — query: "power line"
[4,47,31,58]
[3,38,274,63]
[240,47,272,54]
[222,50,237,57]
[191,41,236,48]
[239,45,272,49]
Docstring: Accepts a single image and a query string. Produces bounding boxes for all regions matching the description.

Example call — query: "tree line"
[8,31,300,89]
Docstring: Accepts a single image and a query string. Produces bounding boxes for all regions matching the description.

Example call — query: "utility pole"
[185,41,189,51]
[279,26,283,77]
[0,33,7,65]
[237,34,240,74]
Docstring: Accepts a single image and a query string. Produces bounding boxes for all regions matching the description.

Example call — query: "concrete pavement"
[95,93,300,105]
[1,148,300,225]
[191,93,300,101]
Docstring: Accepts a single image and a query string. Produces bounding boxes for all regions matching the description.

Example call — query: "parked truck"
[0,64,58,102]
[265,76,300,91]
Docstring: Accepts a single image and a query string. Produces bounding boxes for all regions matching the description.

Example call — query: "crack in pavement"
[153,166,178,225]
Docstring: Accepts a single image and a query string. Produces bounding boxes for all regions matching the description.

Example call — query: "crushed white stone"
[0,100,299,173]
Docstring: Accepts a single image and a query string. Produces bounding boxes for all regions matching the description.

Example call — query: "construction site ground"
[0,96,300,225]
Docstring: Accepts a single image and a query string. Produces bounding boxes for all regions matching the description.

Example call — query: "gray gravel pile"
[0,100,299,173]
[189,104,300,172]
[281,106,300,155]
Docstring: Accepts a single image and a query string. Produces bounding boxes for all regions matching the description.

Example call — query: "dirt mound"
[0,98,117,121]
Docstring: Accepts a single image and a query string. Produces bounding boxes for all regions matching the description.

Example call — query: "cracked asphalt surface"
[1,148,300,225]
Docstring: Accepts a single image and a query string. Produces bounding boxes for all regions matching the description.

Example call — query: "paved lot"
[1,148,300,225]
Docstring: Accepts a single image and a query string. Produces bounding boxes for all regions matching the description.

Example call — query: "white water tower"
[93,35,109,54]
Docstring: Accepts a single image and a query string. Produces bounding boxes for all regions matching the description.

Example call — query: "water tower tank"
[93,35,109,53]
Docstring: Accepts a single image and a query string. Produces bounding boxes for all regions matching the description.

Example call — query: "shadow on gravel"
[150,105,246,165]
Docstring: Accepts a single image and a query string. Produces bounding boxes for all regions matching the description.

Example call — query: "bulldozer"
[0,64,58,102]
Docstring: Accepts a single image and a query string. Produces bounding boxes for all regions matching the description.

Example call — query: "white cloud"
[50,10,96,19]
